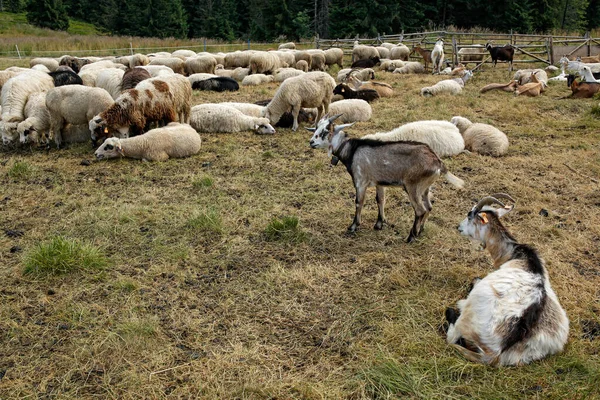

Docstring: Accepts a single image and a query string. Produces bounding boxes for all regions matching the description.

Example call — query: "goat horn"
[328,114,343,123]
[473,196,507,213]
[488,193,516,204]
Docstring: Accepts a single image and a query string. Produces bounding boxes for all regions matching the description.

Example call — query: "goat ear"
[334,123,355,133]
[305,127,316,132]
[495,205,514,219]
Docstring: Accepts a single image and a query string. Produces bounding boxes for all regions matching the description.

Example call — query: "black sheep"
[333,83,380,102]
[253,99,315,128]
[192,77,239,92]
[48,70,83,87]
[121,67,151,91]
[351,56,381,69]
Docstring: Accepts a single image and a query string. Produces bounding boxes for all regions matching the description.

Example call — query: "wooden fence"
[316,30,600,67]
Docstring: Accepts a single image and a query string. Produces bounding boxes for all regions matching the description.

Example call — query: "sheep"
[188,73,218,86]
[140,65,175,77]
[232,67,251,82]
[253,99,316,128]
[122,67,152,91]
[49,70,83,87]
[59,56,91,73]
[337,68,375,82]
[46,85,114,147]
[190,104,275,134]
[192,77,239,92]
[307,99,372,124]
[352,42,380,63]
[148,57,186,75]
[421,70,473,97]
[457,45,486,64]
[278,42,296,50]
[293,51,313,70]
[333,83,380,102]
[30,57,59,72]
[514,69,548,86]
[95,122,201,162]
[480,80,518,93]
[451,116,509,156]
[274,68,305,82]
[380,42,396,50]
[185,55,217,75]
[486,43,515,71]
[218,102,264,118]
[213,53,226,66]
[215,65,235,78]
[307,50,327,71]
[389,44,410,61]
[172,49,197,59]
[347,75,393,97]
[296,60,309,72]
[262,71,335,131]
[351,56,380,69]
[393,62,425,74]
[18,92,50,145]
[0,70,22,92]
[116,54,150,69]
[431,39,445,74]
[271,51,296,69]
[362,120,465,158]
[308,114,464,242]
[1,70,54,124]
[324,48,344,68]
[79,60,126,72]
[380,59,405,72]
[148,52,172,58]
[94,68,125,100]
[242,74,274,86]
[224,51,254,69]
[158,74,192,123]
[250,52,286,75]
[375,46,390,59]
[448,194,569,366]
[31,64,50,73]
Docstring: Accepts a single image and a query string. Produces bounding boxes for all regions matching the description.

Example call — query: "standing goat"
[308,115,464,243]
[447,194,569,366]
[431,39,445,74]
[486,43,515,71]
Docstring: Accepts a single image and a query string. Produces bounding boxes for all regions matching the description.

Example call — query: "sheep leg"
[49,115,64,148]
[374,185,386,230]
[291,105,300,131]
[348,183,367,233]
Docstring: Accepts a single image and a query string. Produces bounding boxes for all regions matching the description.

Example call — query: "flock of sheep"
[0,38,581,367]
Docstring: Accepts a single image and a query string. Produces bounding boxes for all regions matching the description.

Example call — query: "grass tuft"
[192,175,214,189]
[264,216,307,243]
[23,236,107,276]
[186,208,223,235]
[590,103,600,117]
[8,160,36,180]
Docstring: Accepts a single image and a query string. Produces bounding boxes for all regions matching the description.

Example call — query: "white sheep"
[352,42,379,63]
[296,60,309,72]
[380,60,405,72]
[242,74,275,86]
[190,104,275,134]
[32,64,51,73]
[457,45,486,64]
[30,57,59,72]
[115,53,150,69]
[278,42,296,50]
[218,102,264,118]
[46,85,114,147]
[215,65,235,78]
[513,69,548,86]
[389,44,410,61]
[79,60,126,72]
[95,122,201,162]
[1,70,54,124]
[95,68,125,100]
[148,57,186,75]
[293,50,312,70]
[18,92,50,145]
[421,70,473,97]
[271,51,295,69]
[250,52,286,75]
[324,48,344,68]
[140,65,175,77]
[306,50,327,71]
[172,49,197,59]
[362,120,465,158]
[450,116,509,157]
[185,55,217,75]
[224,51,254,69]
[262,71,336,131]
[393,62,425,74]
[307,99,372,124]
[232,67,251,82]
[375,46,390,59]
[274,68,305,82]
[336,68,375,82]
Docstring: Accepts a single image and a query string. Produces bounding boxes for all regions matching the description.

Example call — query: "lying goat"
[308,114,464,242]
[446,194,569,366]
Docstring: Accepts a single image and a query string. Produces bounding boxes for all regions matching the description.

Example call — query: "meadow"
[0,56,599,398]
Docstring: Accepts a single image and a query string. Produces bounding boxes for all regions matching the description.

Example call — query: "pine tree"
[26,0,70,31]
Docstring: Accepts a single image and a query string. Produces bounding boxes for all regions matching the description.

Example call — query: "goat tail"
[444,171,465,189]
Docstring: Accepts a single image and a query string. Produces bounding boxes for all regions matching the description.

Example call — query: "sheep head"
[94,138,124,160]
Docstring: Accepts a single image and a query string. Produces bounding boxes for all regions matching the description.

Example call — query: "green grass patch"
[192,175,214,189]
[116,317,158,338]
[23,236,107,276]
[7,160,36,180]
[186,208,223,235]
[264,216,306,243]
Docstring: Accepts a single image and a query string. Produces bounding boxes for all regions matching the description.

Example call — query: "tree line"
[7,0,600,40]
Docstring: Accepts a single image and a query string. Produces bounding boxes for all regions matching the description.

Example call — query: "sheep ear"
[495,205,514,219]
[116,142,124,156]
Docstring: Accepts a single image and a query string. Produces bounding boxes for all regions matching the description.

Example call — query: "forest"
[5,0,600,41]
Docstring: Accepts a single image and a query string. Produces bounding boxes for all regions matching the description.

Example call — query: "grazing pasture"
[1,57,599,398]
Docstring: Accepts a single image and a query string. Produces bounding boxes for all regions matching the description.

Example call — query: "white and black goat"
[308,114,464,243]
[446,194,569,366]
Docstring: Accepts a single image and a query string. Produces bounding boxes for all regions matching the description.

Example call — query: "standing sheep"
[324,48,344,68]
[250,52,286,75]
[30,58,59,72]
[307,50,327,71]
[352,42,379,63]
[122,67,152,91]
[95,68,125,100]
[274,68,305,82]
[190,104,275,134]
[296,60,309,72]
[451,116,509,157]
[389,44,410,61]
[148,57,186,75]
[224,51,254,69]
[262,71,336,131]
[185,55,218,75]
[95,122,201,162]
[278,42,296,50]
[293,51,313,70]
[1,70,54,124]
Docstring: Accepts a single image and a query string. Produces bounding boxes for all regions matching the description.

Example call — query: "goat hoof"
[406,235,417,243]
[347,224,358,233]
[374,221,384,230]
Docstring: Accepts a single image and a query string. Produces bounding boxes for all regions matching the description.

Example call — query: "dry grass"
[0,60,600,399]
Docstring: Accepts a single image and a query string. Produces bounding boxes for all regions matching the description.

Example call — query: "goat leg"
[374,185,386,230]
[407,211,425,243]
[348,184,367,232]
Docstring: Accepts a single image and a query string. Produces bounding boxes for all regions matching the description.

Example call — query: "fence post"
[129,42,133,55]
[315,34,319,49]
[586,31,591,56]
[15,45,21,59]
[510,29,514,45]
[247,39,250,50]
[548,36,554,65]
[452,37,458,66]
[204,38,207,52]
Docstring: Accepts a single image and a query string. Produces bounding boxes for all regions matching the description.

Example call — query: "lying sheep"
[274,68,305,82]
[451,116,509,157]
[188,73,218,86]
[190,104,275,134]
[242,74,274,86]
[421,71,473,97]
[380,60,405,72]
[18,92,50,145]
[393,62,425,74]
[296,60,309,72]
[148,57,186,75]
[218,102,264,118]
[262,71,336,131]
[192,77,239,92]
[337,68,375,82]
[215,65,235,78]
[232,67,251,82]
[307,99,372,124]
[95,122,201,162]
[46,85,114,147]
[362,120,465,158]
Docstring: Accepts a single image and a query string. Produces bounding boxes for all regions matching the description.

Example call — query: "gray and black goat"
[308,114,464,242]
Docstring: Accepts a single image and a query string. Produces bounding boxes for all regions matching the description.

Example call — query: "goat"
[569,80,600,98]
[485,43,515,71]
[515,73,544,97]
[447,194,569,366]
[480,80,518,93]
[308,114,464,243]
[350,56,381,69]
[333,83,380,103]
[578,66,600,83]
[411,45,432,71]
[431,39,445,74]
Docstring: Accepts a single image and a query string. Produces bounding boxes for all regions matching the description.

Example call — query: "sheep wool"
[274,68,305,82]
[295,60,309,72]
[421,79,463,97]
[323,99,372,123]
[451,116,509,157]
[1,70,54,123]
[242,74,274,86]
[148,57,186,75]
[30,57,59,72]
[324,48,344,68]
[250,52,285,75]
[185,55,218,75]
[389,44,410,61]
[17,92,50,145]
[393,62,425,74]
[95,68,125,100]
[190,104,275,134]
[218,102,264,118]
[95,123,201,162]
[362,120,465,158]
